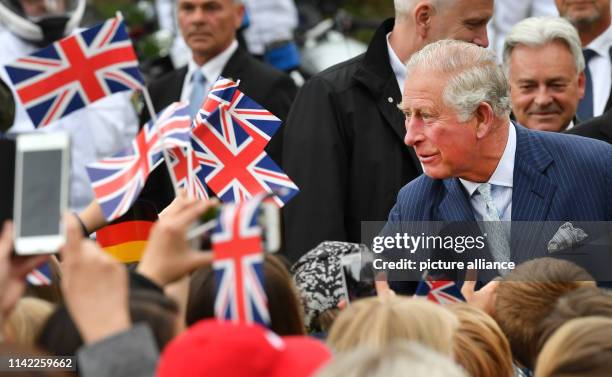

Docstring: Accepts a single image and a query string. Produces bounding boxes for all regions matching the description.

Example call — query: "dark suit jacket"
[565,108,612,143]
[139,46,297,212]
[384,124,612,278]
[282,18,422,262]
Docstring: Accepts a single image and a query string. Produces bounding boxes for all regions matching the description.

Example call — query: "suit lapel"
[437,179,475,221]
[219,48,244,82]
[511,124,558,260]
[511,124,557,221]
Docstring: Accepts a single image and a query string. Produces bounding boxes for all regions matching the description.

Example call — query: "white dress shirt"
[180,40,238,103]
[585,25,612,117]
[386,33,407,96]
[459,124,517,221]
[0,29,138,212]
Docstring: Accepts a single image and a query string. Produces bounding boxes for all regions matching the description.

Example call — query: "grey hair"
[502,16,585,75]
[394,0,451,20]
[316,341,467,377]
[405,39,512,122]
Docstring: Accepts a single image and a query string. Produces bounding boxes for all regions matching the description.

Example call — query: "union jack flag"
[191,78,299,207]
[156,101,192,148]
[4,16,144,128]
[166,146,210,199]
[86,101,193,221]
[26,262,53,286]
[212,195,270,326]
[415,274,465,305]
[86,118,163,221]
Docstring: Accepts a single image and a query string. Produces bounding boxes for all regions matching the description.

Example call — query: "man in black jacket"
[282,0,493,262]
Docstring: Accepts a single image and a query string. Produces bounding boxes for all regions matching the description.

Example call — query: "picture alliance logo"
[371,233,487,254]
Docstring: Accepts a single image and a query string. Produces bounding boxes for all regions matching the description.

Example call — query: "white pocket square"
[547,222,588,253]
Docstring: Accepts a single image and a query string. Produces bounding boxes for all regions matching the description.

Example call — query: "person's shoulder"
[533,126,610,152]
[302,53,365,93]
[148,67,187,90]
[566,111,612,140]
[524,126,612,166]
[397,174,440,199]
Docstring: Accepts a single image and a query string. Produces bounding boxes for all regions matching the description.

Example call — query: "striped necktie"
[475,183,511,269]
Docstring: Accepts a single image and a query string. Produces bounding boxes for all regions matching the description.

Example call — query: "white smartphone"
[13,132,70,255]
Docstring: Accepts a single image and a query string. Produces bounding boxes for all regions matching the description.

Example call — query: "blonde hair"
[449,303,514,377]
[327,296,458,355]
[535,317,612,377]
[316,341,467,377]
[4,297,54,347]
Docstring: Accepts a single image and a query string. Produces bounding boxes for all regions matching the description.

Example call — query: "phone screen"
[341,254,376,303]
[19,150,63,237]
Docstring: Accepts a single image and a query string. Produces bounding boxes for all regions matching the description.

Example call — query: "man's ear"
[474,102,495,139]
[234,4,245,29]
[577,71,586,99]
[413,2,434,39]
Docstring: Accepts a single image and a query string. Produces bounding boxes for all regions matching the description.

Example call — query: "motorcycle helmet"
[0,0,85,46]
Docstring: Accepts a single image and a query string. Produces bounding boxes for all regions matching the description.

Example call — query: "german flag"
[96,200,157,263]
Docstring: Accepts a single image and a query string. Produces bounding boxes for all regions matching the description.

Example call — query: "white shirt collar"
[186,39,238,85]
[586,25,612,57]
[386,32,407,95]
[459,123,516,196]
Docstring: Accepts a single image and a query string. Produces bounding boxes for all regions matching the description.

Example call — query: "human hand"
[137,192,216,287]
[0,221,49,321]
[60,214,130,344]
[461,270,499,316]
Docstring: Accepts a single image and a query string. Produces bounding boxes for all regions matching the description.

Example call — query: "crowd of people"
[1,0,612,376]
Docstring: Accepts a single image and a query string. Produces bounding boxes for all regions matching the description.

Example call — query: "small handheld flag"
[212,194,270,326]
[415,273,465,305]
[191,77,299,207]
[4,16,144,128]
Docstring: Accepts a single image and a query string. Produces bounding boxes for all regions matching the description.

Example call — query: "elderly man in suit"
[503,17,586,132]
[282,0,493,262]
[78,0,296,232]
[384,40,611,280]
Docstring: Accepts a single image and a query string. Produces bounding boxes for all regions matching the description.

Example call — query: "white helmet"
[0,0,86,46]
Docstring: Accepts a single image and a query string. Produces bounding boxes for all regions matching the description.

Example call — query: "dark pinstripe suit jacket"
[385,123,612,262]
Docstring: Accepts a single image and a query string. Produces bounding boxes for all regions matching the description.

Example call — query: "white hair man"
[386,39,611,265]
[555,0,612,120]
[503,17,586,132]
[281,0,493,262]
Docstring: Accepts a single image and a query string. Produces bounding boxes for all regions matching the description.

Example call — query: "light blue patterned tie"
[475,183,511,268]
[189,69,206,117]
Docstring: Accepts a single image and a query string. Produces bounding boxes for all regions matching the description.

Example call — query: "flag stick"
[187,144,195,199]
[142,87,180,197]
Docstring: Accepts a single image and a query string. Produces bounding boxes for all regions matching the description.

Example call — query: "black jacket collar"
[353,18,397,97]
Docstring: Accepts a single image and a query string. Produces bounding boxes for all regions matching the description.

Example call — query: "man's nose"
[404,116,424,146]
[533,87,553,107]
[473,28,489,48]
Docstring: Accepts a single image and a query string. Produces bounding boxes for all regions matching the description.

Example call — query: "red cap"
[157,319,331,377]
